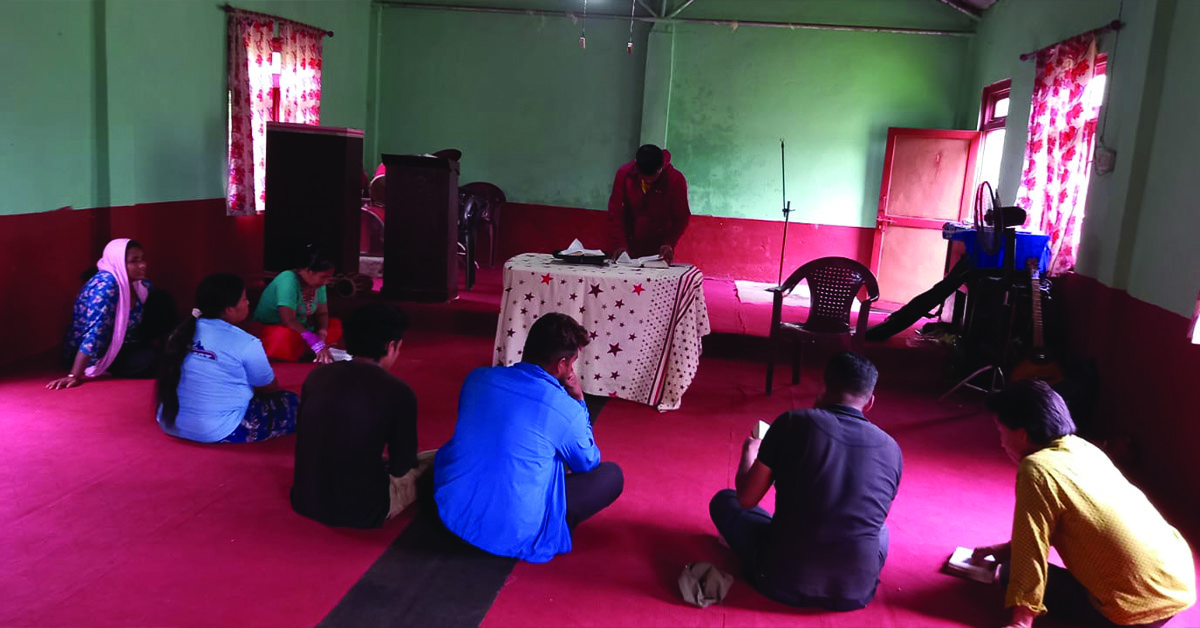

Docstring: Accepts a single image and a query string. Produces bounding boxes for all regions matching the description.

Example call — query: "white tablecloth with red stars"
[494,253,710,411]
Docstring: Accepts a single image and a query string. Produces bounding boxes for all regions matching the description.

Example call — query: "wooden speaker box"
[380,153,459,302]
[263,123,363,274]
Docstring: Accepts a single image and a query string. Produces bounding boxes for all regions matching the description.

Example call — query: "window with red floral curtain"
[226,16,275,216]
[278,23,323,125]
[1016,33,1105,276]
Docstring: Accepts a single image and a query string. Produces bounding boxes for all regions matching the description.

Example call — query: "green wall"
[376,2,973,223]
[374,7,651,210]
[1126,0,1200,317]
[966,0,1200,317]
[964,0,1160,290]
[661,23,969,226]
[0,0,100,215]
[3,0,976,225]
[0,0,372,215]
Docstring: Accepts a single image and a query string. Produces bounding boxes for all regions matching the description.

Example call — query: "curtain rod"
[222,4,334,37]
[379,2,975,37]
[1019,19,1122,60]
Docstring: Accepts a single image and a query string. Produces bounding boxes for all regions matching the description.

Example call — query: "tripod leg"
[791,340,802,385]
[766,344,775,396]
[941,365,998,402]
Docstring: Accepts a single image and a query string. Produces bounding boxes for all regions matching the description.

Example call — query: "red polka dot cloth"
[495,254,711,411]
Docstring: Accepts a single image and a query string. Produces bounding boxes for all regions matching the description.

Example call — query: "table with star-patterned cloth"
[494,253,711,411]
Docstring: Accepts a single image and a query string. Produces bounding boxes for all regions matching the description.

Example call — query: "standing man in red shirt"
[607,144,690,263]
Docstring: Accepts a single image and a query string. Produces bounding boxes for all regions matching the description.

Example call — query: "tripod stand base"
[940,365,1006,402]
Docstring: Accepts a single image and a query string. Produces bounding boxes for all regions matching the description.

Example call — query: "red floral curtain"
[227,16,275,216]
[1016,34,1101,275]
[279,24,323,125]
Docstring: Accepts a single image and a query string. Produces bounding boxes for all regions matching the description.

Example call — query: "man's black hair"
[522,313,590,366]
[986,379,1076,445]
[635,144,664,176]
[343,302,410,360]
[823,351,879,398]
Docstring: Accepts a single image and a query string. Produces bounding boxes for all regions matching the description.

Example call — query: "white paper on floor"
[733,280,862,313]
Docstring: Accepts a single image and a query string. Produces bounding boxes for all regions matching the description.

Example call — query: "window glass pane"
[1084,74,1107,110]
[979,128,1005,193]
[993,97,1009,118]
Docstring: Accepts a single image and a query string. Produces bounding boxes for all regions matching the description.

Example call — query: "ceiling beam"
[380,3,975,37]
[933,0,982,21]
[635,0,659,19]
[666,0,695,19]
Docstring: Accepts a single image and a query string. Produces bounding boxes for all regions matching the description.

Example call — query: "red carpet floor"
[4,277,1198,627]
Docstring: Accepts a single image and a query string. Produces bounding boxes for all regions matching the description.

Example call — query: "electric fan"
[974,181,1003,256]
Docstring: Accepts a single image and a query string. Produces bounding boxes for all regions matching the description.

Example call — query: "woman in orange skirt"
[252,247,342,363]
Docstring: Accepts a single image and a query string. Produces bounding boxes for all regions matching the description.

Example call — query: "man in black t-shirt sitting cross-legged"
[710,351,903,611]
[291,302,430,529]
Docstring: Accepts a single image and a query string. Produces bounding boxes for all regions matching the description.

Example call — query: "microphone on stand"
[776,139,791,286]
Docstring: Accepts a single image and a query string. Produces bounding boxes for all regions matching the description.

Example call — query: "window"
[226,17,323,215]
[1191,290,1200,344]
[1015,46,1107,275]
[1081,56,1108,177]
[977,78,1011,193]
[271,37,282,122]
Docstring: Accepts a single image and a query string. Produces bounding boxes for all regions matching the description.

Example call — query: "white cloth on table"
[494,253,710,411]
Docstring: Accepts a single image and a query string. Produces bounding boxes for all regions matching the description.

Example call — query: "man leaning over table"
[607,144,690,264]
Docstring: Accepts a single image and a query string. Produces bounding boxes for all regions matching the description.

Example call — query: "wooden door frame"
[869,127,981,275]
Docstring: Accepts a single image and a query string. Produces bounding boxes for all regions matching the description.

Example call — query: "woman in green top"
[253,247,341,363]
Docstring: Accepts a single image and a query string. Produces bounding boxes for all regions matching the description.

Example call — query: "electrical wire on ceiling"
[627,0,636,53]
[580,0,588,49]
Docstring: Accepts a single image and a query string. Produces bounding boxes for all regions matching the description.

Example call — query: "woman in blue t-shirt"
[156,274,299,443]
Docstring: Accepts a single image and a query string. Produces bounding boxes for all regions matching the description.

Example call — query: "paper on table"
[615,251,669,268]
[561,239,606,257]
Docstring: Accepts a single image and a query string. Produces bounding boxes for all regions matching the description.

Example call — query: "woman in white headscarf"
[47,238,175,390]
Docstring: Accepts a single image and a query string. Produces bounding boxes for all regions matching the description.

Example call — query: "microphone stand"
[776,139,791,286]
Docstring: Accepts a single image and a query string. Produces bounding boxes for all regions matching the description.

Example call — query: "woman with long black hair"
[157,273,298,443]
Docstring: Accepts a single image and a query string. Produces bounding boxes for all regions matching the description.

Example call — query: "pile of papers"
[560,239,606,257]
[615,251,669,269]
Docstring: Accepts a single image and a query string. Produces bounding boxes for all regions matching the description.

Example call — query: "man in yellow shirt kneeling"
[973,380,1195,628]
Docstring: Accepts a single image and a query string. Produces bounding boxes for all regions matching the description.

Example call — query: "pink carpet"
[3,274,1197,627]
[0,331,478,628]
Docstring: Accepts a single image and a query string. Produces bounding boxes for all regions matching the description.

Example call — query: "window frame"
[979,78,1011,132]
[271,36,282,122]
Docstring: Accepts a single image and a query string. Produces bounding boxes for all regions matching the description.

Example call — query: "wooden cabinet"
[263,123,364,275]
[380,153,459,302]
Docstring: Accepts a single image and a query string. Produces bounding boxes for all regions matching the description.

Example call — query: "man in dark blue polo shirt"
[709,351,902,611]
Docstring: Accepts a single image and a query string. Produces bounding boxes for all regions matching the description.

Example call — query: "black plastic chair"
[766,257,880,395]
[459,181,506,267]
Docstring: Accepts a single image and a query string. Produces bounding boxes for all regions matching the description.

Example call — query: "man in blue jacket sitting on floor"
[434,312,624,562]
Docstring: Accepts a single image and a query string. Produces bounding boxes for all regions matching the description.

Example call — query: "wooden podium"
[381,153,459,302]
[263,123,363,274]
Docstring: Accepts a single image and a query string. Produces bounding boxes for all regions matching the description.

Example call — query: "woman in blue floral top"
[47,238,175,390]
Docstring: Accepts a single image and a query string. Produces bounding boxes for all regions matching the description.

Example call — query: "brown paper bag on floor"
[678,562,733,608]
